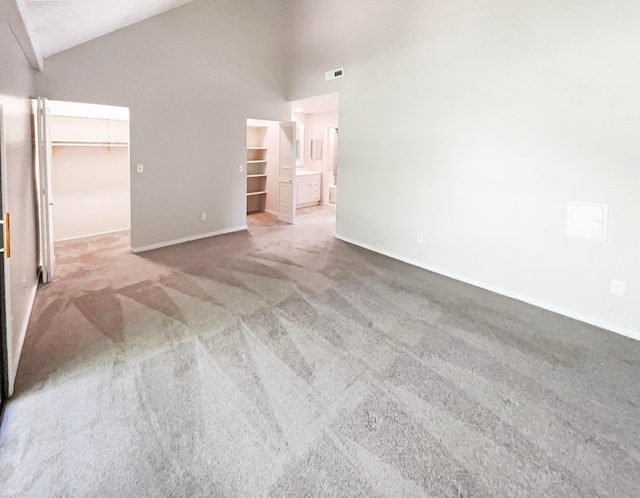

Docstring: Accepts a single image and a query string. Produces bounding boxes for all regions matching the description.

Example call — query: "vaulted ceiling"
[24,0,199,59]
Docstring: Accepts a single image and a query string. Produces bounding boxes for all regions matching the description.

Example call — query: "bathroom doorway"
[290,92,339,217]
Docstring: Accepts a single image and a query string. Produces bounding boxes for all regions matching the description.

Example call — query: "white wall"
[0,22,38,393]
[289,0,640,336]
[49,100,129,120]
[34,0,292,251]
[52,146,130,241]
[51,115,130,241]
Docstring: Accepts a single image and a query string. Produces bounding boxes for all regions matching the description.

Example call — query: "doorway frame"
[323,124,339,206]
[35,99,133,271]
[245,118,298,226]
[0,104,12,421]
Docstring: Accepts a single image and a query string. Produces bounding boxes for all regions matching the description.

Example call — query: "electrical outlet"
[610,279,626,297]
[417,233,424,244]
[238,164,244,173]
[136,164,144,173]
[201,212,206,221]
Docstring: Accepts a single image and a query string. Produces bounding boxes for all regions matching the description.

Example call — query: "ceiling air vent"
[325,68,344,81]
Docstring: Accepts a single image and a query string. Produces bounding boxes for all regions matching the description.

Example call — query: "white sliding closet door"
[33,97,56,283]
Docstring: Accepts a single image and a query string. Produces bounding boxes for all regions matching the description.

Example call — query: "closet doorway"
[245,119,297,228]
[33,99,131,282]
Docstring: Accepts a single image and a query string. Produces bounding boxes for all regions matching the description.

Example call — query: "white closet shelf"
[53,139,129,148]
[247,174,267,178]
[246,191,267,196]
[246,160,267,164]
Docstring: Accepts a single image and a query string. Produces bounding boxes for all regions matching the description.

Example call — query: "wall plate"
[566,201,607,240]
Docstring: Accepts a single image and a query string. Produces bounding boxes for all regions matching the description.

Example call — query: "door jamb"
[0,104,12,421]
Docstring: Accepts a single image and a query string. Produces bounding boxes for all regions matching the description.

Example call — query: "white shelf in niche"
[246,123,269,213]
[52,140,129,153]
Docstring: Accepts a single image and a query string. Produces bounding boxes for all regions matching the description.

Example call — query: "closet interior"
[49,101,131,244]
[246,119,280,215]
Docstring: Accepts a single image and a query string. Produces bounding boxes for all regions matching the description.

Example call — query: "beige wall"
[289,0,640,336]
[0,22,38,392]
[35,0,292,251]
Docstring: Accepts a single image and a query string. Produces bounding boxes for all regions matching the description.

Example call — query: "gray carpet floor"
[1,205,639,497]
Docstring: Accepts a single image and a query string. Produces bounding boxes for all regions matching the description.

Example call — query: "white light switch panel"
[136,164,144,173]
[239,164,244,173]
[566,201,607,240]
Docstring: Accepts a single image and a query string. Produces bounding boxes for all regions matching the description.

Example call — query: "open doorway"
[290,92,339,229]
[33,99,131,282]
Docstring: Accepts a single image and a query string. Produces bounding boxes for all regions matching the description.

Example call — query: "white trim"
[323,124,338,206]
[131,225,247,253]
[7,283,37,397]
[335,234,640,343]
[0,104,14,400]
[8,0,44,70]
[55,228,130,244]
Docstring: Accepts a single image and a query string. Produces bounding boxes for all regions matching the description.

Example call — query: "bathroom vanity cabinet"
[296,171,321,208]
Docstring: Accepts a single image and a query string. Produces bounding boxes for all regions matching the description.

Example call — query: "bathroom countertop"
[296,170,321,177]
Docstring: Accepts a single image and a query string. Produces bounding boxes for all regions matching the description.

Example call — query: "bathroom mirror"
[310,139,323,160]
[296,124,304,166]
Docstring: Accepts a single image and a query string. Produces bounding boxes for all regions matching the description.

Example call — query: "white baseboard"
[8,282,38,397]
[131,225,248,253]
[55,228,130,243]
[335,234,640,343]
